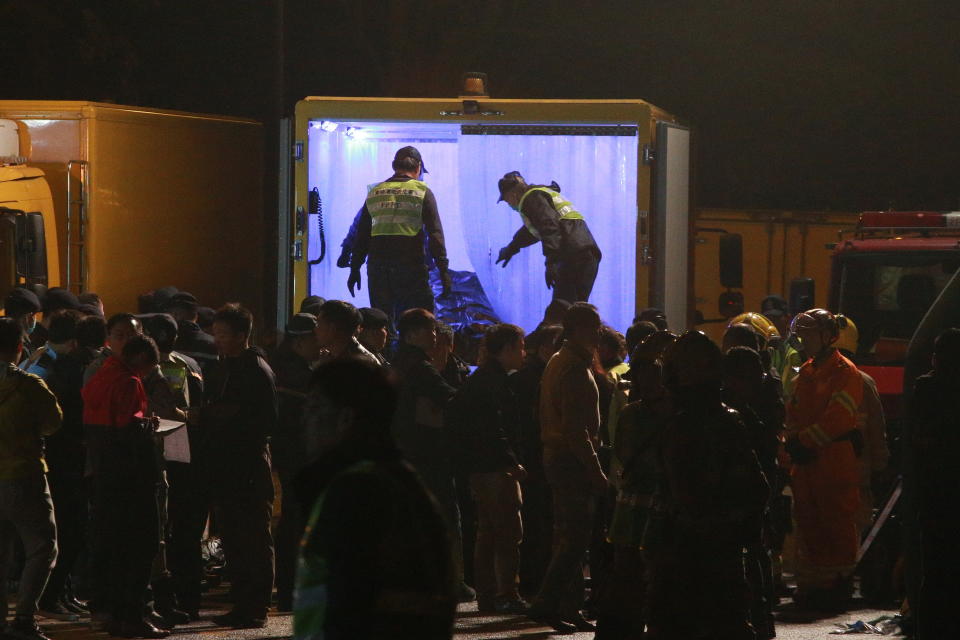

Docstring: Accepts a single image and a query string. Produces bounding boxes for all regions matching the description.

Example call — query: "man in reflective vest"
[784,308,864,611]
[495,171,602,303]
[348,146,451,332]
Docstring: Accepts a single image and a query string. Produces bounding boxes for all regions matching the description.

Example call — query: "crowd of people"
[0,279,955,640]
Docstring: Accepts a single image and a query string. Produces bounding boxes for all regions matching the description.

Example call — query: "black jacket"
[268,341,314,475]
[390,343,455,468]
[510,359,547,477]
[174,320,218,372]
[350,174,449,271]
[446,361,520,474]
[201,347,278,484]
[506,187,601,267]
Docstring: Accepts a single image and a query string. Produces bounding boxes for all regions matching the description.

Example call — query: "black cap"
[285,312,317,336]
[299,295,326,316]
[43,288,80,313]
[4,287,42,316]
[393,146,427,174]
[359,307,389,330]
[137,312,179,337]
[77,303,103,317]
[497,171,524,203]
[166,292,199,312]
[760,295,789,318]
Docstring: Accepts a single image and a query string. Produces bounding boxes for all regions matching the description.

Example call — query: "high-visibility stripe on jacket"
[786,349,863,450]
[518,187,585,240]
[366,180,428,237]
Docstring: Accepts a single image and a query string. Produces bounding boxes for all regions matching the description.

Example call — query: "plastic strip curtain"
[457,134,638,332]
[309,125,638,333]
[308,126,465,307]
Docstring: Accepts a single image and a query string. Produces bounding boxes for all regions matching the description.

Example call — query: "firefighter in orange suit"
[784,308,864,610]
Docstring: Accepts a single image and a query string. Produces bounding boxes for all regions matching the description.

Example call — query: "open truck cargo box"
[288,97,691,334]
[0,101,264,323]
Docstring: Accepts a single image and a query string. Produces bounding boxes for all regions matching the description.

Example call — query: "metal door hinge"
[292,239,303,261]
[293,141,304,162]
[642,144,654,165]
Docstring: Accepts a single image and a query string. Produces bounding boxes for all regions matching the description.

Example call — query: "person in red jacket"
[784,309,864,611]
[83,334,165,638]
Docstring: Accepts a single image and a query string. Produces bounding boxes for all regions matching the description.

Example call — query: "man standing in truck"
[347,146,453,332]
[495,172,602,303]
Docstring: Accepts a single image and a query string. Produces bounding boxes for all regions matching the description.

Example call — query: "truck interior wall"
[85,113,265,323]
[307,122,638,333]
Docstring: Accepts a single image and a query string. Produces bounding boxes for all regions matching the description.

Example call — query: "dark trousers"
[211,456,275,619]
[166,462,208,615]
[274,469,305,609]
[533,451,596,617]
[39,470,85,608]
[89,475,159,623]
[553,252,600,303]
[367,261,434,333]
[0,473,57,622]
[470,471,523,603]
[410,460,464,583]
[519,475,552,598]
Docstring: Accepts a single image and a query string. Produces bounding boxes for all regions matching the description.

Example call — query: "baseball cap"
[286,313,317,336]
[497,171,524,203]
[393,146,427,174]
[760,295,789,318]
[43,288,80,313]
[359,307,389,330]
[4,287,42,316]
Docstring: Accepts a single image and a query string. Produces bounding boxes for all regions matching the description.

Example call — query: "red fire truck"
[829,211,960,419]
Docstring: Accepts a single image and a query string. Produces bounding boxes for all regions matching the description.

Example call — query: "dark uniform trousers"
[210,452,275,619]
[553,251,600,304]
[367,260,434,333]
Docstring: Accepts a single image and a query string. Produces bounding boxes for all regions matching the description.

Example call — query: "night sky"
[4,0,959,212]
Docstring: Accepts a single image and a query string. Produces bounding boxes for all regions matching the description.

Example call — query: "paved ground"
[29,599,901,639]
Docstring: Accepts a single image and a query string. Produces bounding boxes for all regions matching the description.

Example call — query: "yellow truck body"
[0,101,264,321]
[693,207,860,343]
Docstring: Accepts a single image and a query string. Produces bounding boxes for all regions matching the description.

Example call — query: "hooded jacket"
[0,363,62,480]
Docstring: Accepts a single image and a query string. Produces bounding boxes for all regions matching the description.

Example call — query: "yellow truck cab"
[0,120,60,302]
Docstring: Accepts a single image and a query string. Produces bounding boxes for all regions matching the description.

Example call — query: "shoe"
[155,608,191,626]
[495,598,530,615]
[476,599,497,614]
[211,611,267,629]
[61,596,89,616]
[564,612,597,631]
[146,610,173,631]
[527,611,577,634]
[37,601,80,622]
[457,582,477,603]
[110,619,171,638]
[4,617,52,640]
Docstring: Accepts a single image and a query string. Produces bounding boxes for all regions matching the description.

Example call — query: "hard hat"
[790,308,840,344]
[630,330,678,365]
[728,312,780,343]
[662,330,723,391]
[835,314,859,355]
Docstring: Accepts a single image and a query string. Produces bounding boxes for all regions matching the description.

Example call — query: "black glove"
[440,270,453,297]
[496,245,517,268]
[336,246,352,268]
[347,269,362,297]
[545,262,559,289]
[785,436,817,465]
